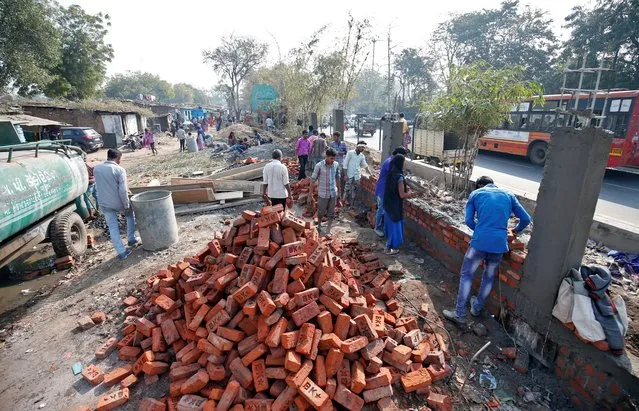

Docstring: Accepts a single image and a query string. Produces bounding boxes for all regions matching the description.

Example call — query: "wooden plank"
[130,182,215,195]
[210,161,267,181]
[212,191,243,201]
[170,178,262,195]
[171,188,215,204]
[173,198,261,216]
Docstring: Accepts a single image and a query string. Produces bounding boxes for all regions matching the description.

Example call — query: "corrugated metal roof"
[0,114,68,126]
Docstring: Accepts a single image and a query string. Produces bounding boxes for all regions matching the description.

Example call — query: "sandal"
[384,248,400,255]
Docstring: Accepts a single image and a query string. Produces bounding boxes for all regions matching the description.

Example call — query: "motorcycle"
[120,133,142,151]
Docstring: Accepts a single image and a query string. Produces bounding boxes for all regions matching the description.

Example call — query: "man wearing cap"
[342,141,372,211]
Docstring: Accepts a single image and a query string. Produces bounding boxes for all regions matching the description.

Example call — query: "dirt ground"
[0,130,574,410]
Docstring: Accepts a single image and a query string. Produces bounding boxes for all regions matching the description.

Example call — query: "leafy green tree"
[394,48,436,110]
[427,62,543,192]
[563,0,639,90]
[203,35,268,119]
[0,0,60,95]
[104,71,175,101]
[171,83,210,105]
[45,5,113,99]
[349,69,388,116]
[432,1,560,91]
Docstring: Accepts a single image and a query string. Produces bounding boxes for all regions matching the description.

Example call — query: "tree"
[0,0,60,95]
[336,14,371,109]
[563,0,639,90]
[171,83,210,105]
[349,69,388,116]
[45,5,113,99]
[104,72,175,101]
[203,35,268,119]
[394,48,436,110]
[431,1,560,92]
[426,62,543,192]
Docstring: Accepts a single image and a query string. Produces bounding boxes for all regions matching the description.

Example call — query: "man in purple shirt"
[295,130,311,179]
[374,147,408,237]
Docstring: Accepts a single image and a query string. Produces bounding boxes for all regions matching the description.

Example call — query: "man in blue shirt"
[443,176,531,325]
[374,147,408,237]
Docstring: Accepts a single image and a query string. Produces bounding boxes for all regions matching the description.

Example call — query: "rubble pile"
[85,206,454,411]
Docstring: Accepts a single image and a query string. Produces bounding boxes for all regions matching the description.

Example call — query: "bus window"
[519,102,530,112]
[605,114,629,136]
[530,114,543,131]
[508,114,521,129]
[541,114,554,131]
[532,100,559,111]
[519,114,529,129]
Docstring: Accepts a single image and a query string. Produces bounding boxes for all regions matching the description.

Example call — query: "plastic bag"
[572,293,606,342]
[552,278,574,323]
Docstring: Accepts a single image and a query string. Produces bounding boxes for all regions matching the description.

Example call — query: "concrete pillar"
[518,127,612,330]
[332,110,344,136]
[381,121,404,161]
[309,113,318,131]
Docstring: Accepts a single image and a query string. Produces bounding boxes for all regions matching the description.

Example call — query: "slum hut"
[0,114,69,143]
[20,100,153,147]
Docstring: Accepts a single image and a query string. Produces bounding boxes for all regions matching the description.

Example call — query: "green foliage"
[563,0,639,90]
[203,35,268,118]
[427,62,543,138]
[0,0,61,95]
[349,69,388,116]
[426,62,543,192]
[432,1,560,92]
[394,48,436,109]
[45,5,113,99]
[171,83,210,106]
[104,71,175,102]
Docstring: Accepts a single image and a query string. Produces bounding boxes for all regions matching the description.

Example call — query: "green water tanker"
[0,141,89,269]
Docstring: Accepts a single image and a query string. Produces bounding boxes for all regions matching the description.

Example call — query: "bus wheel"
[528,141,548,165]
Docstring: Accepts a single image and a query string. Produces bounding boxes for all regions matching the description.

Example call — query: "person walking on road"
[295,130,311,180]
[374,147,408,237]
[329,132,348,199]
[176,126,186,152]
[262,149,293,209]
[443,176,531,325]
[383,154,418,255]
[310,148,341,238]
[399,113,411,149]
[307,132,327,175]
[93,149,139,261]
[343,142,372,210]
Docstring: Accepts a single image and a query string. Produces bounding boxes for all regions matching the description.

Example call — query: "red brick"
[362,384,393,403]
[142,361,170,376]
[81,364,104,385]
[298,377,330,409]
[334,385,364,411]
[181,369,210,394]
[427,391,452,411]
[138,397,166,411]
[103,365,132,386]
[296,323,316,356]
[177,395,208,411]
[400,368,432,393]
[96,388,129,410]
[292,301,321,326]
[95,337,118,359]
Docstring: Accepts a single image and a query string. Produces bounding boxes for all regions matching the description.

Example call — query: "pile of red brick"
[82,206,453,411]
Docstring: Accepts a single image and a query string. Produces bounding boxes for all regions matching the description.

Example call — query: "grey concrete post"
[518,127,612,330]
[381,121,404,161]
[309,113,318,131]
[332,110,344,136]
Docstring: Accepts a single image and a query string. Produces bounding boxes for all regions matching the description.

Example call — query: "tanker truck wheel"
[51,212,88,258]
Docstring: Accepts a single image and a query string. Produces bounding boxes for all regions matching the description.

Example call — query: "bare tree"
[336,14,371,109]
[203,34,268,119]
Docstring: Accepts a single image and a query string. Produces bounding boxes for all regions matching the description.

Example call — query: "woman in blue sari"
[383,154,417,255]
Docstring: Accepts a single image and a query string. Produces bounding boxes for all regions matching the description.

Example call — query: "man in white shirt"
[94,149,138,260]
[262,149,293,209]
[266,116,274,131]
[176,126,186,152]
[343,142,372,210]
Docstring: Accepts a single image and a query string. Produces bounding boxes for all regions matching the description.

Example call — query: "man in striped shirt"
[310,148,341,237]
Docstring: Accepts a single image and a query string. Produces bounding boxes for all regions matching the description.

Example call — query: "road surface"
[339,128,639,229]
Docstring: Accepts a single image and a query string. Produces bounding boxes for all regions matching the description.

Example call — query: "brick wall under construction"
[358,174,638,409]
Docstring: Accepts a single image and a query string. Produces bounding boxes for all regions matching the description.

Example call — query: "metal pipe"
[459,341,491,395]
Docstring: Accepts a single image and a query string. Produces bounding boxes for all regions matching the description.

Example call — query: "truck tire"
[528,141,548,166]
[50,212,87,258]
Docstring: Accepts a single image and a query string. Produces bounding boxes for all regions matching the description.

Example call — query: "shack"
[20,101,152,146]
[0,114,68,143]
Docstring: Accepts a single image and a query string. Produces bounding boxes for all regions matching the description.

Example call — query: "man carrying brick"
[94,149,139,261]
[443,176,531,325]
[342,142,372,211]
[262,149,293,209]
[310,148,341,238]
[374,146,408,237]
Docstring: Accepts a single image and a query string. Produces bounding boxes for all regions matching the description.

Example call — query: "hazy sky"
[58,0,587,90]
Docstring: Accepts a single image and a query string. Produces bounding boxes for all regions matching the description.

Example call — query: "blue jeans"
[455,246,503,319]
[375,196,384,231]
[103,207,136,256]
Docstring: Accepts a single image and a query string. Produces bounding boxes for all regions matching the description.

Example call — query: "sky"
[58,0,588,90]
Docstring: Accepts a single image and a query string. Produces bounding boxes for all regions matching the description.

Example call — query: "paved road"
[340,128,639,229]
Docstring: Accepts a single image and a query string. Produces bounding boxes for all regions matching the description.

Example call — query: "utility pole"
[369,39,376,115]
[387,28,392,113]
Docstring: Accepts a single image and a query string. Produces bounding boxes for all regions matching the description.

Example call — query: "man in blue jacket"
[443,176,531,325]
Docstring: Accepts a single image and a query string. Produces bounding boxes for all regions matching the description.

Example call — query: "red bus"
[478,90,639,170]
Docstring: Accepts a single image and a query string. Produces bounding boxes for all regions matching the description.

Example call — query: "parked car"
[60,127,103,152]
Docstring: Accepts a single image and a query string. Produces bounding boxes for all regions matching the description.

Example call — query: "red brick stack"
[86,206,453,411]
